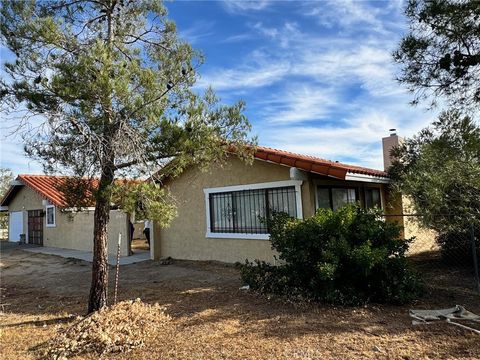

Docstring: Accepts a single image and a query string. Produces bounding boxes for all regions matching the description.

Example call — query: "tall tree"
[394,0,480,110]
[0,168,14,233]
[389,110,480,232]
[0,0,253,313]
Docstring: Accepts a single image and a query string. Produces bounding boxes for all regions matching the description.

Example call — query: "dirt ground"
[131,239,149,251]
[1,243,479,360]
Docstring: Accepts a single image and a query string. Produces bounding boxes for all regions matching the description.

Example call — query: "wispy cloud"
[197,50,290,90]
[258,84,339,124]
[177,20,215,44]
[221,0,272,13]
[221,33,253,43]
[302,0,404,35]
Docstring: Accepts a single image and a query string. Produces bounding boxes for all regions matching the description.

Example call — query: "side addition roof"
[254,146,388,180]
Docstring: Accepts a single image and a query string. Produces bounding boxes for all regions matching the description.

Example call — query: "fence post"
[114,233,122,304]
[470,224,480,293]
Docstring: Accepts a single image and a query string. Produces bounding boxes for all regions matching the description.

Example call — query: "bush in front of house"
[240,205,423,305]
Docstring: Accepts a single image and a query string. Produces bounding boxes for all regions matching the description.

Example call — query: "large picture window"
[205,180,302,239]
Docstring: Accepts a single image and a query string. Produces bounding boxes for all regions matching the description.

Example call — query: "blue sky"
[1,0,439,175]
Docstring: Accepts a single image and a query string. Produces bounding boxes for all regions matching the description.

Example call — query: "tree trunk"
[87,1,116,314]
[87,165,115,313]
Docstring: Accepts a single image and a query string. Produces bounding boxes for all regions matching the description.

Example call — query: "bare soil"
[131,239,149,251]
[1,244,479,359]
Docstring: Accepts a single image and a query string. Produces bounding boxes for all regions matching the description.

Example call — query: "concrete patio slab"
[21,245,151,265]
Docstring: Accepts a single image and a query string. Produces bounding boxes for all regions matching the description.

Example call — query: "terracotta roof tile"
[15,175,98,207]
[254,146,388,179]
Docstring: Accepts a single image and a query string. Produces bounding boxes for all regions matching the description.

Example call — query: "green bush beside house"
[241,206,423,305]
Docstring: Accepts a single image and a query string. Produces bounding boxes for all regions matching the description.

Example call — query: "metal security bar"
[209,186,297,234]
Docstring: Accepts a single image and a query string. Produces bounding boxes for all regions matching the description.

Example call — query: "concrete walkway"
[21,245,151,265]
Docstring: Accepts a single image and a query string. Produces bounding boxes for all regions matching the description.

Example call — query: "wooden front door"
[28,210,44,245]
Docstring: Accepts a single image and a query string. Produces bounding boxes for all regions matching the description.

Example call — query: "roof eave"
[344,172,390,184]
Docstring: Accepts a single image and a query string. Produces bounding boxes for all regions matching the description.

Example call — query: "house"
[150,134,409,264]
[0,175,131,256]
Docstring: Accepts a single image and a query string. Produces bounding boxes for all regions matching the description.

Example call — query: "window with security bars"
[209,186,297,234]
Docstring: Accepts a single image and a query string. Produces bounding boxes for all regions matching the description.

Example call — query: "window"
[205,180,302,239]
[46,205,56,227]
[365,188,381,209]
[316,186,358,211]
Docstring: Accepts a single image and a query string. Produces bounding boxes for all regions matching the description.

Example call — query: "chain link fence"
[385,213,480,295]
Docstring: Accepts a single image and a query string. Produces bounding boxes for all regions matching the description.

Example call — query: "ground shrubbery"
[436,229,480,265]
[241,206,423,305]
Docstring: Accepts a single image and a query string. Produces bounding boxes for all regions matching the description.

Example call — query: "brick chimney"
[382,129,403,171]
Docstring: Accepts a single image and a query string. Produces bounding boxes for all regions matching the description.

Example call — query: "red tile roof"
[254,146,388,179]
[16,175,98,207]
[0,175,140,208]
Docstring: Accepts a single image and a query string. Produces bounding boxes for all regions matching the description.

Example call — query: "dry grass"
[1,246,479,359]
[131,239,149,251]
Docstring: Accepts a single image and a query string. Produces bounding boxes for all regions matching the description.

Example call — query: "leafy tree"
[0,0,253,312]
[394,0,480,110]
[0,168,14,233]
[389,110,480,233]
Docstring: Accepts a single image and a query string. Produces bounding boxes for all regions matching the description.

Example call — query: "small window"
[316,186,358,211]
[46,205,56,227]
[316,188,331,209]
[365,188,382,209]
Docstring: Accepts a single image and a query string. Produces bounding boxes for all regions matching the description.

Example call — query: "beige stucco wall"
[156,158,296,263]
[400,196,438,254]
[7,185,129,256]
[155,158,389,264]
[383,190,438,254]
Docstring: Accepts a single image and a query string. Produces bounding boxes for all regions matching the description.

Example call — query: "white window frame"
[204,180,303,240]
[45,205,56,227]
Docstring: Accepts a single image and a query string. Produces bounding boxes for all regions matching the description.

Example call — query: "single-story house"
[150,132,418,263]
[0,175,131,256]
[1,132,428,263]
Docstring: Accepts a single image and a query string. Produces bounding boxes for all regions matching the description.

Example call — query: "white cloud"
[221,33,253,43]
[177,20,215,44]
[255,93,439,170]
[221,0,272,13]
[197,51,290,90]
[303,0,396,35]
[257,84,339,124]
[252,21,301,48]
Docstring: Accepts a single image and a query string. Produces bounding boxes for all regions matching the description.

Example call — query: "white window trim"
[204,180,303,240]
[45,205,56,227]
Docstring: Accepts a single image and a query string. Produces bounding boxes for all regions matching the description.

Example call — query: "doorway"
[27,210,44,245]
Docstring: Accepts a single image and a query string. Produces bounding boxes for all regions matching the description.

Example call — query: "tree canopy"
[389,110,480,232]
[0,168,14,232]
[0,0,254,312]
[394,0,480,110]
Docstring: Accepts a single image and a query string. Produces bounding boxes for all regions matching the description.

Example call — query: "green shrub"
[240,205,423,305]
[436,230,480,265]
